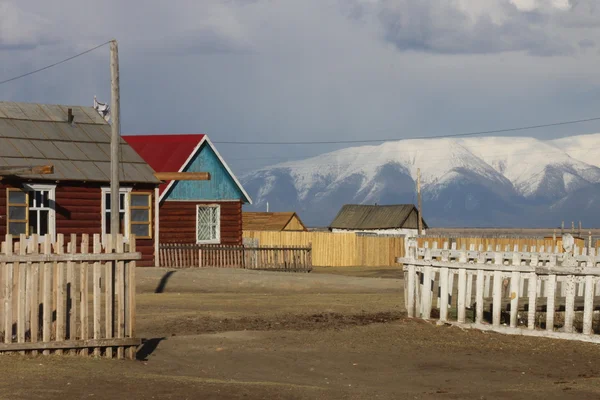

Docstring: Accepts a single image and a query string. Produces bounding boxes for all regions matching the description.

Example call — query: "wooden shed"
[329,204,427,236]
[124,134,252,259]
[243,212,308,232]
[0,101,159,266]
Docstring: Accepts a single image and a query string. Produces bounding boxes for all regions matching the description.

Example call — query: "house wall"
[165,142,246,201]
[159,200,242,245]
[284,216,306,231]
[0,180,156,267]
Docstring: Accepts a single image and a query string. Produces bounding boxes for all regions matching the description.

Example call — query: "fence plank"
[546,274,556,332]
[17,235,26,354]
[583,275,594,335]
[55,234,66,355]
[93,235,102,357]
[421,266,432,319]
[116,234,125,360]
[457,268,467,324]
[510,271,520,328]
[527,272,537,330]
[104,235,114,359]
[42,235,52,355]
[564,277,576,333]
[4,234,13,345]
[68,234,77,355]
[80,234,89,356]
[127,237,137,360]
[475,269,484,324]
[29,235,40,355]
[407,264,415,318]
[439,267,449,322]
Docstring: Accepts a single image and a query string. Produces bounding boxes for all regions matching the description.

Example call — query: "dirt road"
[0,267,599,399]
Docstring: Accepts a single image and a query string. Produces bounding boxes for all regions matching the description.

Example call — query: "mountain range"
[240,133,600,228]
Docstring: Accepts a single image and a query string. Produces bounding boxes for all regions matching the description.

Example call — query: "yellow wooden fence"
[243,231,404,267]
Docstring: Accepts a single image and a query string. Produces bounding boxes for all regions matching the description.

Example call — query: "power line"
[214,116,600,145]
[0,40,112,86]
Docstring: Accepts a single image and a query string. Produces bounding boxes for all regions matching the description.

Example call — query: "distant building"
[243,212,307,232]
[329,204,427,237]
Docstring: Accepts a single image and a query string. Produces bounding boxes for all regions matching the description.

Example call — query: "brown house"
[243,212,307,232]
[0,102,159,266]
[124,134,252,260]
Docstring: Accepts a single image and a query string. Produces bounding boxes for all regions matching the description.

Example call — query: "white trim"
[101,187,132,240]
[158,135,253,205]
[22,183,56,241]
[154,187,160,267]
[195,204,221,244]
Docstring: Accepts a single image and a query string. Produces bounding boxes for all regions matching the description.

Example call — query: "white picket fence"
[397,238,600,343]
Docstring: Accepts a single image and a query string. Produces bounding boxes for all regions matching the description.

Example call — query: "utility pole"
[110,39,121,245]
[417,168,423,236]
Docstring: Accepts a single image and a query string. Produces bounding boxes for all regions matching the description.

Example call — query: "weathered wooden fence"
[243,231,404,267]
[159,244,312,272]
[0,233,139,358]
[397,238,600,344]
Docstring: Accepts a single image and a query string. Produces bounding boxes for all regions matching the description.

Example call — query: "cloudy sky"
[1,0,600,174]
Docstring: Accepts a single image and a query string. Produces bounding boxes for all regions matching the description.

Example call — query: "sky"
[1,0,600,175]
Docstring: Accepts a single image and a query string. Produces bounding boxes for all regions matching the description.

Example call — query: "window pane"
[9,222,26,235]
[119,193,126,211]
[9,205,26,220]
[131,194,149,207]
[9,191,26,204]
[105,193,111,211]
[39,210,49,235]
[42,191,50,208]
[131,209,149,222]
[103,212,109,234]
[29,210,38,234]
[131,224,149,237]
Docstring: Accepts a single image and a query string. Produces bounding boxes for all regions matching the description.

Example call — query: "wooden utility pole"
[110,40,121,243]
[417,168,423,236]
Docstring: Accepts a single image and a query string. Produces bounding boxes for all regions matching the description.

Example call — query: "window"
[6,185,56,238]
[101,188,152,239]
[129,193,152,239]
[196,205,220,244]
[101,188,130,237]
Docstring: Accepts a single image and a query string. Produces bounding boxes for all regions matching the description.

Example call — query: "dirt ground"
[1,267,600,399]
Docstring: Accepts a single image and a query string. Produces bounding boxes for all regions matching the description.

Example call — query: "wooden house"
[124,134,252,258]
[329,204,427,236]
[243,212,307,232]
[0,102,159,266]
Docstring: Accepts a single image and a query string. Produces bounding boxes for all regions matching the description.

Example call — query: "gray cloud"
[346,0,599,56]
[0,1,60,50]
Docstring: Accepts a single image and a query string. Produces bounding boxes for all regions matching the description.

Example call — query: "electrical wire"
[214,116,600,145]
[0,40,112,86]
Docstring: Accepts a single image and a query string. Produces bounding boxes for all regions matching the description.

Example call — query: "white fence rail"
[397,238,600,344]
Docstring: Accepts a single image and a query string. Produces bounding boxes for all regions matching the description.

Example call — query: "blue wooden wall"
[165,142,249,202]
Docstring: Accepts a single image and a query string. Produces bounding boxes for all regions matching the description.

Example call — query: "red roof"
[123,134,205,195]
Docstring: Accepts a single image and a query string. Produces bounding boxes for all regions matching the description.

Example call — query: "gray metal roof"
[329,204,428,230]
[0,102,158,183]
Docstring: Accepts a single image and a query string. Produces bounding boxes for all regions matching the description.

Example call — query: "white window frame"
[196,204,221,244]
[23,184,56,241]
[101,187,132,240]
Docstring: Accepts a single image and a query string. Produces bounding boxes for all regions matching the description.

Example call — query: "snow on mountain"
[241,133,600,227]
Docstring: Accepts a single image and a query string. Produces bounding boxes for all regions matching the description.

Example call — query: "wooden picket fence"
[0,233,139,358]
[398,239,600,344]
[159,243,312,272]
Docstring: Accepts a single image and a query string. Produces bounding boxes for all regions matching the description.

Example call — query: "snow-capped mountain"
[241,133,600,228]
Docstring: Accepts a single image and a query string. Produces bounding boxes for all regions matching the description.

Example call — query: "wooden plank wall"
[242,231,404,267]
[160,200,242,245]
[0,182,156,267]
